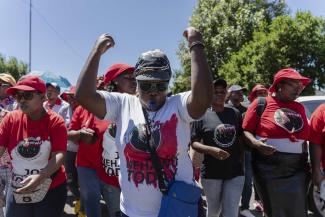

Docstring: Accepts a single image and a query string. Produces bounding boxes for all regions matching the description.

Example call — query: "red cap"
[60,86,76,101]
[269,68,311,93]
[104,64,134,84]
[6,75,46,95]
[248,84,268,102]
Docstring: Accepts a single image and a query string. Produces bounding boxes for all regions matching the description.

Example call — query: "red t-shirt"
[69,106,119,186]
[0,110,67,189]
[69,106,100,169]
[243,96,309,153]
[94,121,119,187]
[309,104,325,167]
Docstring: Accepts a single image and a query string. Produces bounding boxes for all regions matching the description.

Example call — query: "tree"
[173,0,287,93]
[0,54,28,81]
[218,12,325,94]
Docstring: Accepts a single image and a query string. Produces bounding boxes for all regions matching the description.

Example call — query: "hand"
[183,27,203,45]
[313,172,325,189]
[209,147,230,160]
[79,127,96,144]
[94,34,115,55]
[15,174,44,194]
[254,138,277,155]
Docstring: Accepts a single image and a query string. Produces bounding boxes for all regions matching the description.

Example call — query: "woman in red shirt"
[243,68,310,217]
[0,76,67,217]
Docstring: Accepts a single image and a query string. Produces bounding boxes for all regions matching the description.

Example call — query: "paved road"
[61,195,318,217]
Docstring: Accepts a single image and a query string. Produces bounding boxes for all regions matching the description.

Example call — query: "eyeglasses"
[138,82,168,92]
[13,92,37,101]
[283,80,304,90]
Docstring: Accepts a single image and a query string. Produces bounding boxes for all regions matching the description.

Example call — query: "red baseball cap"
[6,75,46,95]
[104,64,135,84]
[60,86,76,101]
[269,68,311,93]
[248,84,268,102]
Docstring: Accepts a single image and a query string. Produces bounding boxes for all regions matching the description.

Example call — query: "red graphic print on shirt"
[124,114,178,188]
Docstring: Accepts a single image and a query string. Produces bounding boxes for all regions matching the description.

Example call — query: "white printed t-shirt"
[99,91,195,217]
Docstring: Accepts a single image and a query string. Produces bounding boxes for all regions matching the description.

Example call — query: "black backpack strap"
[256,97,267,118]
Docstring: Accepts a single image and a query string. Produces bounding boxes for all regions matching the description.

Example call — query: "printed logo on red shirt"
[214,124,236,148]
[274,108,304,133]
[16,137,42,159]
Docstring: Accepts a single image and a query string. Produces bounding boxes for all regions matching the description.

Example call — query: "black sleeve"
[191,120,203,142]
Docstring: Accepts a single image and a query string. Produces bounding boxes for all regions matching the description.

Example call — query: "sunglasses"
[138,82,168,92]
[13,92,38,101]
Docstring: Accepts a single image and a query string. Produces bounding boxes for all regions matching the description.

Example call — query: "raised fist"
[183,27,203,45]
[94,34,115,55]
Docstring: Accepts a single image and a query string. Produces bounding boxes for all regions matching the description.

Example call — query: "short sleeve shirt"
[99,91,195,217]
[191,106,244,179]
[309,104,325,167]
[69,106,119,187]
[242,96,309,153]
[69,106,101,169]
[0,110,67,189]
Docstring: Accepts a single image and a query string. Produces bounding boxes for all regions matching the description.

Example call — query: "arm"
[191,141,229,160]
[68,130,81,143]
[310,143,324,187]
[68,128,97,144]
[75,34,115,119]
[16,151,66,194]
[243,131,276,155]
[184,27,213,119]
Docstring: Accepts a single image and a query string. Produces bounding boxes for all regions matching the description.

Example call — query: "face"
[278,79,304,101]
[114,71,136,94]
[13,91,44,115]
[66,94,78,109]
[256,89,268,97]
[46,86,59,101]
[137,81,169,111]
[0,81,11,99]
[229,90,244,102]
[213,86,227,107]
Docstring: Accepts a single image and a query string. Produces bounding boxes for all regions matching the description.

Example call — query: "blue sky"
[0,0,324,85]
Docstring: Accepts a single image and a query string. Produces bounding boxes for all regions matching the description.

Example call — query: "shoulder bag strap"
[141,107,168,195]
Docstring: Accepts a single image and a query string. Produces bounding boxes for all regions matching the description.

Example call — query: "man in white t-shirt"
[75,27,213,217]
[44,82,70,125]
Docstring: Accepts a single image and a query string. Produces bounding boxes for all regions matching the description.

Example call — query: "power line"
[19,0,83,61]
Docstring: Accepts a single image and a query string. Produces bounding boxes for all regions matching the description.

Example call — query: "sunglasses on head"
[13,91,38,101]
[138,82,168,92]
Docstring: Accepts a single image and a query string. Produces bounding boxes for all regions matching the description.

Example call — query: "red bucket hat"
[6,75,46,95]
[104,64,135,84]
[248,84,268,102]
[60,86,76,101]
[269,68,311,93]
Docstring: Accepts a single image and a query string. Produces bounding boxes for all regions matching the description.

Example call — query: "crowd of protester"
[0,26,323,217]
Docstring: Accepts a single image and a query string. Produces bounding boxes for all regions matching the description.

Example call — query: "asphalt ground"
[62,193,318,217]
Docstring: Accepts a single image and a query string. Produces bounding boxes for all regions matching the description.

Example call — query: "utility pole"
[29,0,32,72]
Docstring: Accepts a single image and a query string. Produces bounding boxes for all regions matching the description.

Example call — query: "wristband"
[189,41,205,51]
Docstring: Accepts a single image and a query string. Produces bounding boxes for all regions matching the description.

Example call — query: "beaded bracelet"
[189,41,205,51]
